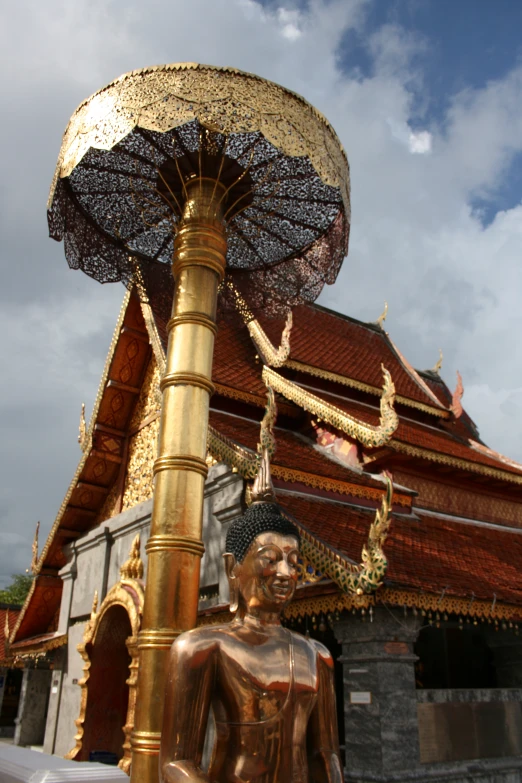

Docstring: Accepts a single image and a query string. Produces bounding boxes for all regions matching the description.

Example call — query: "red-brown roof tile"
[311,391,522,478]
[209,410,385,491]
[151,298,448,411]
[261,305,447,409]
[278,493,522,606]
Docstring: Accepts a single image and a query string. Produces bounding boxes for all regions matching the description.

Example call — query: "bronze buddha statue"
[160,456,343,783]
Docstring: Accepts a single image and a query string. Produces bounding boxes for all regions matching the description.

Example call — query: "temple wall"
[335,608,522,783]
[51,623,84,757]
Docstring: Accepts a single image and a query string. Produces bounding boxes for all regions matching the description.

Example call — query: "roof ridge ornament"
[250,447,277,505]
[247,385,278,505]
[30,521,40,575]
[78,403,87,451]
[376,301,388,328]
[451,370,464,418]
[432,349,443,374]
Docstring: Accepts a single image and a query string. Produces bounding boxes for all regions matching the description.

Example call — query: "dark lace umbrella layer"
[47,64,350,317]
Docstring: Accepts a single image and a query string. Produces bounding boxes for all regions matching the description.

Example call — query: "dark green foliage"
[0,574,33,607]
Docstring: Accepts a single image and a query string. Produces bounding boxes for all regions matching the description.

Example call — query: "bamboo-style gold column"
[130,178,227,783]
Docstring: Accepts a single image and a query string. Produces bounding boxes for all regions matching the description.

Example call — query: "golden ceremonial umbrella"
[47,63,350,783]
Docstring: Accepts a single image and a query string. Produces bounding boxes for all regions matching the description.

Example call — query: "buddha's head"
[224,502,300,615]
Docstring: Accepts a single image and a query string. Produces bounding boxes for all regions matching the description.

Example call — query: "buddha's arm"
[160,630,216,783]
[307,643,344,783]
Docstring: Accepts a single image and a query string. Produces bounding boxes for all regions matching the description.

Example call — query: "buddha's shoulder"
[287,629,334,667]
[170,623,232,655]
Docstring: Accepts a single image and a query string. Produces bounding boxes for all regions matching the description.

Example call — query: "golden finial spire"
[78,402,87,451]
[250,447,277,505]
[30,521,40,575]
[376,301,388,327]
[247,386,278,505]
[432,349,443,374]
[258,385,277,457]
[4,609,10,641]
[120,534,144,581]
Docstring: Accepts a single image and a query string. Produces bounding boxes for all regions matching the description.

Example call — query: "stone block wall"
[14,669,52,747]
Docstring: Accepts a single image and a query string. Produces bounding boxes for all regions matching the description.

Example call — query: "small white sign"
[350,691,372,704]
[51,687,58,694]
[349,668,368,674]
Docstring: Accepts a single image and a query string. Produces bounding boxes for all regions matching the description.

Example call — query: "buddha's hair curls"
[225,503,300,563]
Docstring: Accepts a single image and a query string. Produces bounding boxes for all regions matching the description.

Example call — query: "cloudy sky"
[1,0,522,587]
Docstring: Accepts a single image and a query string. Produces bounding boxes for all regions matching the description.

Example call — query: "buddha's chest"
[215,637,318,724]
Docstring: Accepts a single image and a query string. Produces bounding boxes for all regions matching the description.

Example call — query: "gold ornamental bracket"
[78,403,87,451]
[295,476,393,595]
[29,521,40,575]
[208,384,278,480]
[67,535,145,775]
[263,364,399,448]
[224,278,293,367]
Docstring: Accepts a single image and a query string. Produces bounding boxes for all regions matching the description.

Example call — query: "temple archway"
[67,534,144,774]
[79,604,132,762]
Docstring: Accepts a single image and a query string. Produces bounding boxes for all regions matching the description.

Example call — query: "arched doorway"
[67,533,144,774]
[78,605,132,762]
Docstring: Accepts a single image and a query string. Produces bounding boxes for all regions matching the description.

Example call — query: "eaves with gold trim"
[11,289,522,656]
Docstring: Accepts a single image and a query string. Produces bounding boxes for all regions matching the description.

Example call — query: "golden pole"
[130,177,227,783]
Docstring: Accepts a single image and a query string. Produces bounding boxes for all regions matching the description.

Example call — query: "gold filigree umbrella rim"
[48,61,350,214]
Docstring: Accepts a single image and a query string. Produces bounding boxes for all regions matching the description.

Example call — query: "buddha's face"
[227,531,300,614]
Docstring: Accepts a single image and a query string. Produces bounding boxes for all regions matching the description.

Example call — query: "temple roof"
[11,288,522,649]
[278,493,522,608]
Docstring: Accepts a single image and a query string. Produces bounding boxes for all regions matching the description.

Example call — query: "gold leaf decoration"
[263,365,398,448]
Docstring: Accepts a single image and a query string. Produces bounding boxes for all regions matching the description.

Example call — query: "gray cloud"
[1,0,521,587]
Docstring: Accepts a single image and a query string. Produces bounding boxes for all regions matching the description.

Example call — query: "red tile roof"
[12,576,62,643]
[213,320,267,398]
[260,305,447,409]
[210,409,383,490]
[279,493,522,607]
[312,390,522,478]
[152,299,448,412]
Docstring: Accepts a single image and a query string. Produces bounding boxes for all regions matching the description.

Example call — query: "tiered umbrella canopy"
[48,63,350,318]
